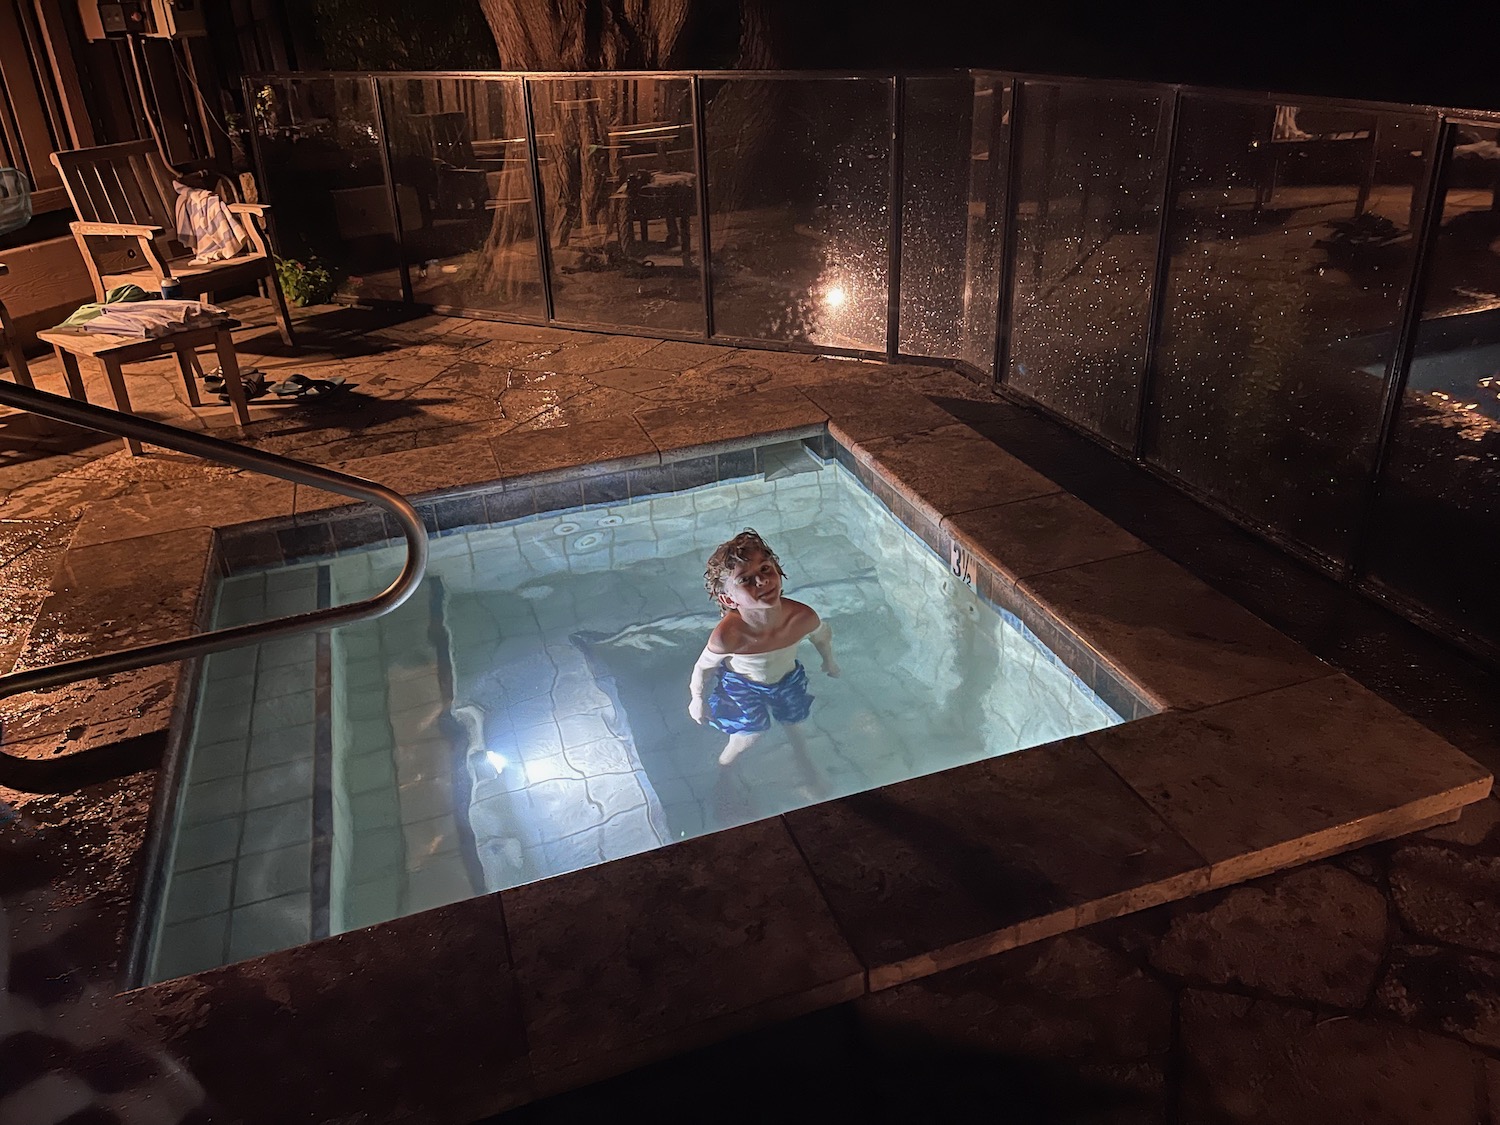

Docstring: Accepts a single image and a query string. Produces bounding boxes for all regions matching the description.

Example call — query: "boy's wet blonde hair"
[704,528,785,611]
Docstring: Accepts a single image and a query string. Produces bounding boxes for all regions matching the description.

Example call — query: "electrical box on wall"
[79,0,206,39]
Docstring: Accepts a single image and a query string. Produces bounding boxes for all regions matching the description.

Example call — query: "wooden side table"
[35,319,248,455]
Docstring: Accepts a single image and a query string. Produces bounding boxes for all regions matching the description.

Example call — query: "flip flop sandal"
[216,372,271,402]
[272,373,348,398]
[202,366,260,387]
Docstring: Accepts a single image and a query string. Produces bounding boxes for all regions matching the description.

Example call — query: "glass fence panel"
[1146,95,1434,564]
[960,75,1012,376]
[703,76,890,350]
[1004,81,1169,448]
[899,75,972,359]
[1365,119,1500,643]
[898,74,1011,370]
[377,76,543,318]
[249,76,402,302]
[528,76,702,333]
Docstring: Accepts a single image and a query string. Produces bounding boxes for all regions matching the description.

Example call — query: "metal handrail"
[0,381,429,712]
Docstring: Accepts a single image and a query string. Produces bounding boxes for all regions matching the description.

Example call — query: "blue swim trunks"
[706,661,814,735]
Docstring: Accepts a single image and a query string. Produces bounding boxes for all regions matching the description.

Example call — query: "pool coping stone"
[502,817,865,1096]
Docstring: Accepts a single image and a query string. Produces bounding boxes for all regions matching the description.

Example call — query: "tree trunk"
[472,0,784,303]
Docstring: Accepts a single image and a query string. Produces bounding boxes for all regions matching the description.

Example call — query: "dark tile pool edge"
[120,537,226,988]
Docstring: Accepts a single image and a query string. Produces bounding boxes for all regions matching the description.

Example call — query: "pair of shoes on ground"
[271,372,349,399]
[200,367,348,402]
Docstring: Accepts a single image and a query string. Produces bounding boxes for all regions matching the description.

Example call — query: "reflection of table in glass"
[1253,108,1377,217]
[612,171,695,264]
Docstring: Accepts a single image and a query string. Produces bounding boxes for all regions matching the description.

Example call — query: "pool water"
[146,443,1122,982]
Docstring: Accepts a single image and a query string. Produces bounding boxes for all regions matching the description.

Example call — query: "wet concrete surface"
[5,299,1500,1123]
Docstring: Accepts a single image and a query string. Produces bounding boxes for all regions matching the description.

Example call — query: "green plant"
[275,257,337,306]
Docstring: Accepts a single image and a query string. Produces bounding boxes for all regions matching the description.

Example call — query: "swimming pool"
[144,439,1128,982]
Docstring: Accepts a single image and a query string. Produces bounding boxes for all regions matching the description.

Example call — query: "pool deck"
[3,301,1500,1123]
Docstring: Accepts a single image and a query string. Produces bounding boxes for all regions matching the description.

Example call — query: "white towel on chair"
[172,183,246,263]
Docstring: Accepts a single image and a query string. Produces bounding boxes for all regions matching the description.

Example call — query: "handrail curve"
[0,381,429,720]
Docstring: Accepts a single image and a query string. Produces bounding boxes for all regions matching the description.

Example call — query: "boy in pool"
[688,529,840,766]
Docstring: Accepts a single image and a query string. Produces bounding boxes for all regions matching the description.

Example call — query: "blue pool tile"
[173,818,242,871]
[247,725,316,772]
[251,691,316,736]
[801,433,832,462]
[276,521,336,563]
[626,465,676,500]
[234,841,313,906]
[717,447,759,480]
[581,471,631,507]
[486,487,537,524]
[154,913,228,980]
[671,455,718,492]
[533,479,585,515]
[351,827,404,876]
[330,506,391,553]
[228,892,311,962]
[434,492,488,533]
[258,635,316,669]
[222,527,282,571]
[404,860,476,914]
[240,798,314,854]
[204,645,258,680]
[245,759,314,809]
[163,861,234,923]
[189,735,249,782]
[341,878,401,931]
[180,777,243,826]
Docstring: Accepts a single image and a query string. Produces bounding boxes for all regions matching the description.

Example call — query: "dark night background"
[779,0,1495,111]
[293,0,1496,112]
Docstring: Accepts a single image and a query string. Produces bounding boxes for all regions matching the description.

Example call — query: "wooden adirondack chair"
[50,140,296,346]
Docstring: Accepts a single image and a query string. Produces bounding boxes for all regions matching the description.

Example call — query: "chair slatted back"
[51,141,191,273]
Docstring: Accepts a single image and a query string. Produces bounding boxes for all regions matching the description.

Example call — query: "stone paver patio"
[3,298,1500,1123]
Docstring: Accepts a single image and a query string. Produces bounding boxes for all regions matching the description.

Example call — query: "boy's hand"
[823,658,841,678]
[688,696,706,724]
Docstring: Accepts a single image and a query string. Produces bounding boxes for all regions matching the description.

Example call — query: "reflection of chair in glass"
[1451,126,1500,213]
[411,112,490,219]
[1252,106,1378,218]
[613,170,695,264]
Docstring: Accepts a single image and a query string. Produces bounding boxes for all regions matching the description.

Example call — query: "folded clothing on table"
[80,299,231,338]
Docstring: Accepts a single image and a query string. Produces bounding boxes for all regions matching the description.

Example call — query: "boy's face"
[716,549,783,612]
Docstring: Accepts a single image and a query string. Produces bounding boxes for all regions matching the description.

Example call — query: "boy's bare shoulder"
[781,599,821,631]
[706,613,744,653]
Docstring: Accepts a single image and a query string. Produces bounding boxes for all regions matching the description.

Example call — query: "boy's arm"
[807,619,840,677]
[688,645,725,723]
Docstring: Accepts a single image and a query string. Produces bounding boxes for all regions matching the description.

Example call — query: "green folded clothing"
[58,283,154,327]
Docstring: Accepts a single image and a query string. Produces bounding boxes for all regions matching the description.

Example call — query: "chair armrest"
[226,202,270,217]
[71,220,164,238]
